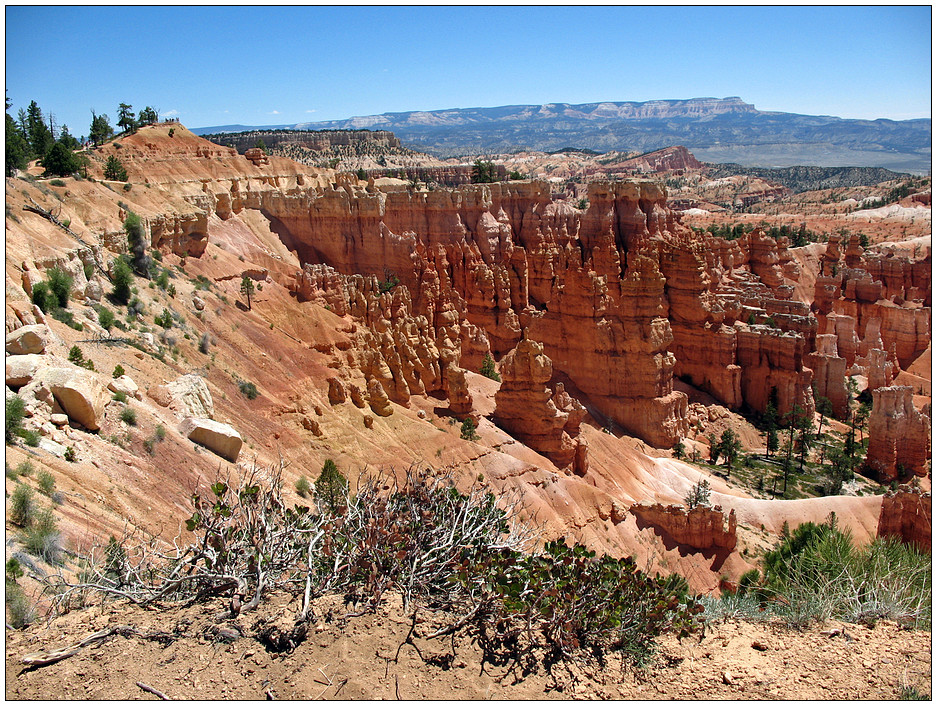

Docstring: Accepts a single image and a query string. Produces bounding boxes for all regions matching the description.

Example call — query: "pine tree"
[125,212,150,277]
[5,95,29,176]
[314,459,348,513]
[89,111,113,146]
[240,276,255,310]
[25,100,53,160]
[104,155,128,181]
[41,141,80,177]
[117,103,135,133]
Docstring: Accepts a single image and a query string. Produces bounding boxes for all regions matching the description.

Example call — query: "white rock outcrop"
[179,417,242,462]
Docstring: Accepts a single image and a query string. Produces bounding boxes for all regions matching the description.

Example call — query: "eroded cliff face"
[630,502,738,551]
[227,179,845,445]
[865,386,931,481]
[876,484,931,553]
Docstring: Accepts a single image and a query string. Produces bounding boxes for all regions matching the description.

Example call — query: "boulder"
[35,366,109,431]
[327,377,347,405]
[6,354,45,387]
[108,374,141,400]
[179,417,242,462]
[367,378,393,417]
[6,324,55,355]
[348,383,367,408]
[166,374,214,419]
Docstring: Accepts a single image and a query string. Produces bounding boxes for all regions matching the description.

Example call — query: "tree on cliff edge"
[240,276,255,310]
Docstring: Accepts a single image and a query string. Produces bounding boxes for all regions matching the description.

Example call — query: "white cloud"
[165,109,179,116]
[269,110,280,115]
[305,109,317,113]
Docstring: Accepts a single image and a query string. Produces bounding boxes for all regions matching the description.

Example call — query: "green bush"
[112,390,129,404]
[479,353,500,382]
[68,345,84,364]
[97,306,116,330]
[9,483,35,526]
[15,460,33,477]
[49,179,66,187]
[17,428,40,447]
[295,476,311,498]
[761,515,931,628]
[113,364,125,378]
[110,257,133,305]
[154,425,166,442]
[30,281,53,313]
[51,307,84,331]
[238,380,259,400]
[6,395,26,444]
[6,580,34,628]
[154,308,173,329]
[46,267,73,309]
[64,446,76,463]
[21,505,62,565]
[36,470,55,497]
[120,406,137,426]
[460,417,480,441]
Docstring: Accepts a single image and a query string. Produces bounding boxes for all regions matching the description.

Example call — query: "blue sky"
[5,5,931,138]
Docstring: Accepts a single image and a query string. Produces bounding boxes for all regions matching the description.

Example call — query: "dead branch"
[136,682,171,700]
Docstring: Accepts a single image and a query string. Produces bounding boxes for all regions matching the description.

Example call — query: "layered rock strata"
[877,485,931,553]
[865,386,930,480]
[493,336,588,474]
[630,503,738,551]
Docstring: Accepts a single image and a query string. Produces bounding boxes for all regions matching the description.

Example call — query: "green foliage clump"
[119,406,137,426]
[103,155,128,181]
[21,505,62,565]
[759,515,931,629]
[9,483,35,526]
[455,539,702,666]
[46,267,73,309]
[112,364,125,378]
[51,307,84,332]
[314,459,347,513]
[6,578,34,628]
[471,159,497,184]
[110,256,133,305]
[460,417,480,441]
[239,276,254,309]
[30,281,54,313]
[97,305,116,331]
[6,395,26,444]
[41,141,81,177]
[378,273,399,294]
[154,308,173,329]
[479,353,500,382]
[295,475,311,498]
[238,380,259,400]
[124,211,150,278]
[36,469,55,497]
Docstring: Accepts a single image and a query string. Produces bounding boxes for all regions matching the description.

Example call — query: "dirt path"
[5,593,930,700]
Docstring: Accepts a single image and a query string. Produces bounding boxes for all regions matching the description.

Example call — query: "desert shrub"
[480,353,500,382]
[112,390,128,404]
[68,345,84,364]
[110,257,133,305]
[36,470,55,497]
[9,483,35,526]
[6,395,26,443]
[760,515,931,629]
[238,380,259,400]
[460,418,480,441]
[155,268,170,290]
[15,460,33,477]
[295,475,311,498]
[17,428,40,447]
[378,273,399,294]
[51,307,84,331]
[21,505,62,565]
[198,332,211,354]
[154,308,173,329]
[49,179,66,187]
[64,446,76,463]
[120,406,137,426]
[6,580,34,628]
[97,305,116,330]
[455,539,702,667]
[47,466,699,667]
[46,267,73,308]
[30,281,54,313]
[112,364,125,378]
